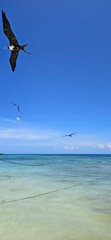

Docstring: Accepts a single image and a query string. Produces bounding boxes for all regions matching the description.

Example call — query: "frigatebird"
[16,116,21,121]
[62,133,76,137]
[12,103,20,112]
[2,10,31,72]
[11,103,21,121]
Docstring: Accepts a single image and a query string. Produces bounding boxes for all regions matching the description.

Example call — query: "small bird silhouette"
[62,133,76,137]
[12,103,20,112]
[2,10,31,72]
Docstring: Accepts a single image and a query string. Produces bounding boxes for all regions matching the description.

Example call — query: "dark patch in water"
[0,159,51,167]
[0,184,77,205]
[11,189,16,192]
[94,207,111,215]
[0,175,11,181]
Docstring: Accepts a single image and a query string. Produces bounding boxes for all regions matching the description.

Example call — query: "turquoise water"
[0,154,111,240]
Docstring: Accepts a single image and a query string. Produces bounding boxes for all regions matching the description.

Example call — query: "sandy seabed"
[0,172,111,240]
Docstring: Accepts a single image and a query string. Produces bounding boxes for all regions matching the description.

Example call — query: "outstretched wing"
[17,105,20,112]
[62,132,76,137]
[69,133,76,137]
[13,103,20,112]
[12,102,20,111]
[16,104,20,112]
[10,51,19,72]
[2,11,19,45]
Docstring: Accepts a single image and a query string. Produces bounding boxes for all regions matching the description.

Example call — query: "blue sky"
[0,0,111,154]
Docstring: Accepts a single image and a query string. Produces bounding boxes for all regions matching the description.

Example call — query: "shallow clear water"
[0,154,111,240]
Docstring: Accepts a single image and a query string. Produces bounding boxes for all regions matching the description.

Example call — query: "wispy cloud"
[0,116,17,123]
[0,128,52,141]
[1,121,111,153]
[97,142,111,150]
[64,146,79,150]
[0,126,61,153]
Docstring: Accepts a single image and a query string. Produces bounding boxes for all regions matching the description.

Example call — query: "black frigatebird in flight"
[62,133,76,137]
[12,103,20,112]
[12,103,21,121]
[2,10,31,72]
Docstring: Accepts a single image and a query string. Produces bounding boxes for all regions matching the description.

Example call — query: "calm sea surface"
[0,154,111,240]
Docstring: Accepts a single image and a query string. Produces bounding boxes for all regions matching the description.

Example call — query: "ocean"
[0,154,111,240]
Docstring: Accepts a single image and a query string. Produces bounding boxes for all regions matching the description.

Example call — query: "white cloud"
[1,121,111,154]
[106,142,111,149]
[0,117,15,123]
[96,144,105,149]
[64,146,79,150]
[97,142,111,150]
[0,127,62,153]
[0,128,50,141]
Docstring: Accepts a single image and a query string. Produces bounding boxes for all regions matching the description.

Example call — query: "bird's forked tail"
[21,44,31,54]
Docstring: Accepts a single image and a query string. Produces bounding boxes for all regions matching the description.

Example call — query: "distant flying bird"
[12,103,20,112]
[2,10,31,72]
[62,133,76,137]
[16,116,21,121]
